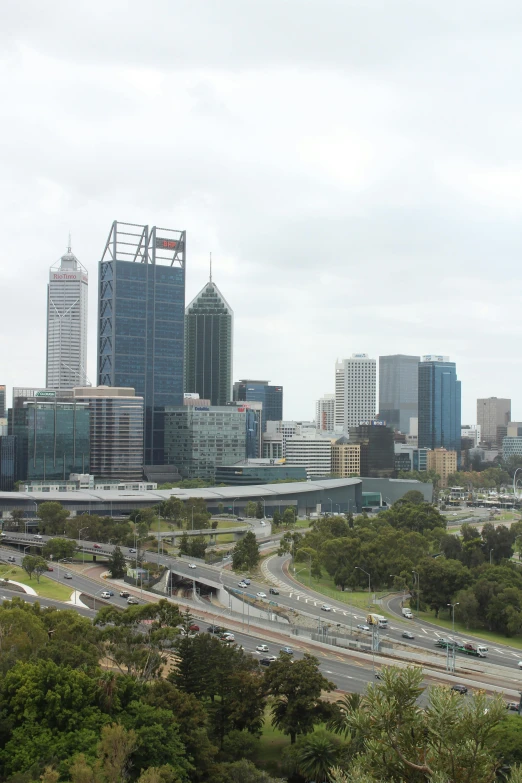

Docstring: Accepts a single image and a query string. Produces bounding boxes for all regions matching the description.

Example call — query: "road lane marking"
[421,628,429,634]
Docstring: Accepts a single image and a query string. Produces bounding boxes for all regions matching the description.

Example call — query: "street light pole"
[232,498,240,517]
[490,548,494,565]
[412,569,420,614]
[328,497,333,515]
[448,601,460,633]
[355,566,371,608]
[78,527,88,566]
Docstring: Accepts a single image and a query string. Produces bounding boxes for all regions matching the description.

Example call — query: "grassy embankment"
[0,564,74,601]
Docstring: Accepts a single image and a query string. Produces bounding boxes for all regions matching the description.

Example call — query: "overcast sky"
[1,0,522,423]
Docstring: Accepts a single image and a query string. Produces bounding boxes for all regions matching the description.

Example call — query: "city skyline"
[2,3,522,424]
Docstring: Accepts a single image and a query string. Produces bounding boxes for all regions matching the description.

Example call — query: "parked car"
[269,587,279,595]
[7,556,15,563]
[402,631,415,639]
[238,581,247,588]
[281,646,294,655]
[321,604,332,612]
[100,591,111,599]
[119,590,130,598]
[256,644,269,653]
[63,572,73,579]
[188,563,197,569]
[93,543,101,549]
[127,597,139,605]
[357,624,370,631]
[256,592,267,598]
[451,684,468,695]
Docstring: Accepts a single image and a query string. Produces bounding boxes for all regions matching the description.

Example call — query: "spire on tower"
[67,232,72,254]
[209,252,212,283]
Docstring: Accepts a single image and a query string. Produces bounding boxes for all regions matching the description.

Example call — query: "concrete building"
[477,398,511,449]
[46,243,89,390]
[285,433,332,479]
[378,354,420,433]
[426,448,457,487]
[316,393,335,431]
[502,437,522,461]
[72,387,144,482]
[214,460,307,485]
[418,356,461,459]
[184,272,233,407]
[98,221,186,466]
[394,444,429,473]
[507,422,522,437]
[0,385,5,419]
[264,420,318,457]
[0,435,16,491]
[331,437,361,477]
[335,354,376,431]
[233,380,283,431]
[461,424,481,447]
[349,422,395,477]
[183,393,211,407]
[164,405,248,480]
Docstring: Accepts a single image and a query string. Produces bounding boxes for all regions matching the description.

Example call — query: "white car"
[357,623,370,631]
[100,591,111,599]
[256,592,267,598]
[321,604,332,612]
[238,581,247,588]
[518,661,522,669]
[188,563,197,569]
[256,644,269,652]
[129,548,136,554]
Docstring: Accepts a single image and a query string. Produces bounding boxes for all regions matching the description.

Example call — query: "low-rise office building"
[215,460,307,485]
[331,437,360,477]
[285,433,332,479]
[426,448,457,487]
[349,422,395,478]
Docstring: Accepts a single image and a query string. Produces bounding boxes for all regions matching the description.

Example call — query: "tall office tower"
[379,354,420,433]
[184,267,233,406]
[233,380,283,430]
[46,243,88,389]
[315,393,335,431]
[98,222,186,465]
[477,397,511,448]
[0,385,5,418]
[334,354,376,431]
[418,356,461,455]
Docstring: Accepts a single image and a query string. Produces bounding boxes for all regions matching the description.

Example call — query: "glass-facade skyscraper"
[233,380,283,431]
[184,276,233,406]
[418,356,461,456]
[98,222,186,465]
[379,354,420,433]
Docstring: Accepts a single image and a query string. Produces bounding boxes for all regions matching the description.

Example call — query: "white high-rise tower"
[46,242,88,390]
[335,354,376,431]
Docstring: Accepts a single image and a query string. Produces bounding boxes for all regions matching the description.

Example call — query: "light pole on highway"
[355,566,371,608]
[231,498,240,518]
[327,497,333,515]
[412,569,420,614]
[78,527,89,566]
[489,548,494,565]
[32,501,38,534]
[448,601,459,633]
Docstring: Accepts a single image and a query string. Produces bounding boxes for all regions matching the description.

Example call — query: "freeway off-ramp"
[2,532,522,699]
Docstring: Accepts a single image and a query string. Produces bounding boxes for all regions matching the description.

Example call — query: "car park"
[402,631,415,639]
[357,624,370,631]
[238,581,247,588]
[256,644,269,653]
[269,587,279,595]
[281,646,294,655]
[119,590,130,598]
[188,563,197,569]
[127,597,139,605]
[451,684,468,695]
[321,604,332,612]
[63,572,73,579]
[7,556,15,563]
[256,592,267,598]
[100,591,111,599]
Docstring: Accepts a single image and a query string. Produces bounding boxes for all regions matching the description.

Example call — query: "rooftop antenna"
[209,251,212,283]
[67,232,72,254]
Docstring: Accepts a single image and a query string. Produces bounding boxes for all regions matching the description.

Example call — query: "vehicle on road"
[60,558,71,563]
[119,590,130,598]
[127,597,139,605]
[93,543,102,549]
[238,581,247,588]
[256,592,267,598]
[402,607,413,619]
[402,631,415,639]
[321,604,332,612]
[367,613,388,628]
[47,566,53,571]
[63,572,73,579]
[237,517,244,521]
[256,644,269,652]
[34,534,42,539]
[518,661,522,669]
[357,623,370,631]
[506,702,520,711]
[269,587,279,595]
[7,556,15,563]
[259,657,272,666]
[188,563,197,569]
[436,639,488,658]
[129,548,136,554]
[189,624,199,632]
[220,633,235,642]
[100,591,111,599]
[451,684,468,695]
[243,578,251,585]
[207,625,224,634]
[281,646,294,655]
[259,521,266,526]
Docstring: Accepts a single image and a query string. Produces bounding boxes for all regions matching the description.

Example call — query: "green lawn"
[255,712,289,775]
[291,568,380,611]
[0,564,74,601]
[414,607,522,649]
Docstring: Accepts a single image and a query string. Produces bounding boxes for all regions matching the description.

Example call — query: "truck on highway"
[402,607,413,619]
[435,639,488,658]
[366,613,389,629]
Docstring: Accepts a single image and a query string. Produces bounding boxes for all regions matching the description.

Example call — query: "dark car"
[506,702,520,711]
[451,684,468,695]
[260,657,273,666]
[269,587,279,595]
[207,625,224,634]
